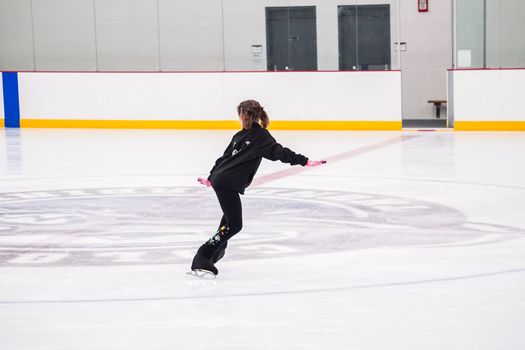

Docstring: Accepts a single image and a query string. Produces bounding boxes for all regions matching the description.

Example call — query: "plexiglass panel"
[455,0,525,68]
[0,0,35,70]
[94,0,160,71]
[222,0,270,71]
[158,0,223,71]
[497,0,525,68]
[455,0,484,68]
[0,0,401,71]
[32,0,97,71]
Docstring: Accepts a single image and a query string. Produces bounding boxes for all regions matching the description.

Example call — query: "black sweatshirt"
[208,123,309,194]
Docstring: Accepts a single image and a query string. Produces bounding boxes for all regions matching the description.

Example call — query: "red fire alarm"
[418,0,429,12]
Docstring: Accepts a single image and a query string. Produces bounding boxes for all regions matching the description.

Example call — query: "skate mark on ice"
[1,267,524,305]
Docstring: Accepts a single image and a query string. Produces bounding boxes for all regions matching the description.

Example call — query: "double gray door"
[265,6,318,71]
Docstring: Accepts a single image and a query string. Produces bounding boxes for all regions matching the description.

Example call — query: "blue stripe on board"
[2,72,21,128]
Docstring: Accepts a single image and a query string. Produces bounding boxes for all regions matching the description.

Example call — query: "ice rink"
[1,128,524,349]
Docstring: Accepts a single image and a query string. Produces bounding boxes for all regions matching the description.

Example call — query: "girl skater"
[190,100,326,277]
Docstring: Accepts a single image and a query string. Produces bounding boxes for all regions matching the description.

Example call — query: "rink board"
[13,71,402,130]
[450,68,525,131]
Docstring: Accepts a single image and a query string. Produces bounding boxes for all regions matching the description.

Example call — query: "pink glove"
[306,160,327,167]
[197,177,211,187]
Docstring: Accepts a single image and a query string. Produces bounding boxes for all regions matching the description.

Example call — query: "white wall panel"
[18,71,401,121]
[452,69,525,121]
[221,72,401,120]
[400,0,451,119]
[32,0,97,71]
[19,72,223,119]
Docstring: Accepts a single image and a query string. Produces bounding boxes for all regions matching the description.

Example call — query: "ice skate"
[186,269,217,279]
[188,245,219,278]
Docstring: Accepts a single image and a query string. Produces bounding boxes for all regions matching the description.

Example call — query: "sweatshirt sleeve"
[259,131,308,166]
[208,140,233,179]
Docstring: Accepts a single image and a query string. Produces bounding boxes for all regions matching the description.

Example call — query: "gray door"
[338,5,391,71]
[265,6,318,71]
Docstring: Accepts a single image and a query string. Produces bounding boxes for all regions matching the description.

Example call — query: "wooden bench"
[427,100,446,119]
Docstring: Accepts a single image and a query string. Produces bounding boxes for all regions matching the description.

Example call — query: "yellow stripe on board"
[20,119,402,130]
[269,120,401,130]
[20,119,240,130]
[455,121,525,131]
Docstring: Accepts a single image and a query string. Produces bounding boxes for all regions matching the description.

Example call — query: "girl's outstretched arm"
[259,132,326,167]
[259,135,307,165]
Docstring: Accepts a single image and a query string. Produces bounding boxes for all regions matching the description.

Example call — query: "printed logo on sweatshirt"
[231,140,251,156]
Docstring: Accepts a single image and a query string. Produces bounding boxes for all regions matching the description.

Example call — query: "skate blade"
[186,269,217,279]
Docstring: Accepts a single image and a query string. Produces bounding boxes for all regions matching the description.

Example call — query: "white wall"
[17,71,401,121]
[399,0,452,119]
[451,69,525,121]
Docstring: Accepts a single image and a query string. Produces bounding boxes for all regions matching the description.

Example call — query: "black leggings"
[214,187,243,241]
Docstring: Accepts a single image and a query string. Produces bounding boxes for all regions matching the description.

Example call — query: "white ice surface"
[0,129,524,349]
